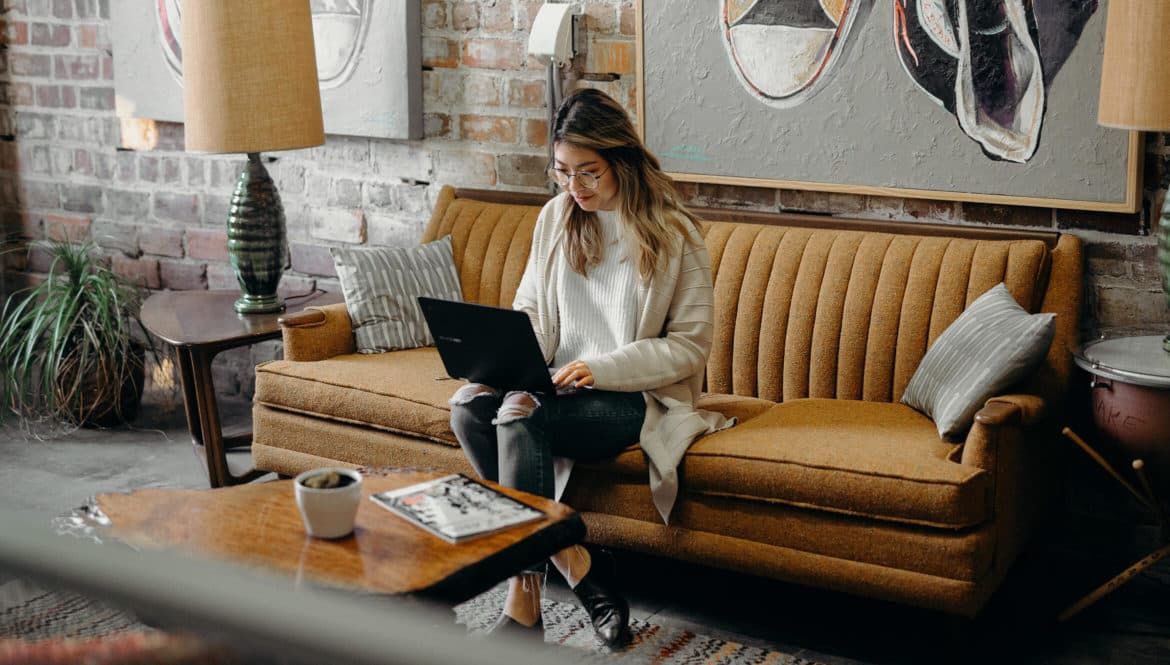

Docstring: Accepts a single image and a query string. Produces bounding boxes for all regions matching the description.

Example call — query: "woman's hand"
[552,360,595,389]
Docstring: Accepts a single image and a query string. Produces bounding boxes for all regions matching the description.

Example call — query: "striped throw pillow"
[901,283,1055,440]
[330,236,463,353]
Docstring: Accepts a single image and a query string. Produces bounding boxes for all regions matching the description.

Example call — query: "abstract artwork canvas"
[111,0,422,140]
[640,0,1140,211]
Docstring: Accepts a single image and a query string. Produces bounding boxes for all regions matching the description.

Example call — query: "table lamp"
[182,0,324,314]
[1098,0,1170,349]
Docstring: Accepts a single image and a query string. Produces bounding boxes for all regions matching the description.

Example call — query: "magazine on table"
[369,473,546,543]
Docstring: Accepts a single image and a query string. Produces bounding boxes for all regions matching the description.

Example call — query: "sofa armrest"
[960,395,1046,471]
[278,303,355,362]
[973,394,1047,428]
[960,393,1054,577]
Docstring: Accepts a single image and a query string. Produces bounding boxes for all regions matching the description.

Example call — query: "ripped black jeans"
[449,385,645,503]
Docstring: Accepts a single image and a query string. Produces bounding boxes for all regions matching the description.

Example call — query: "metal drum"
[1074,336,1170,481]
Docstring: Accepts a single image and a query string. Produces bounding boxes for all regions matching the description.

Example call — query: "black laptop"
[418,297,557,395]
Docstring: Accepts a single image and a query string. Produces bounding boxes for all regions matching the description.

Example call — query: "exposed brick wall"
[0,0,1165,400]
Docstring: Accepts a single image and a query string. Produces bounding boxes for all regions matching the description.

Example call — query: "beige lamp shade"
[182,0,325,153]
[1099,0,1170,131]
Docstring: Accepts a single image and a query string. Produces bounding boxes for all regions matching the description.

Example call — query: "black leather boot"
[571,550,631,647]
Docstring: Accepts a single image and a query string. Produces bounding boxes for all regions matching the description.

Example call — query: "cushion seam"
[685,451,985,485]
[256,401,458,447]
[578,512,990,582]
[256,366,452,412]
[690,489,984,530]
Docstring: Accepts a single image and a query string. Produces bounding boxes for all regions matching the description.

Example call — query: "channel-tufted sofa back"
[422,186,1082,409]
[422,187,539,310]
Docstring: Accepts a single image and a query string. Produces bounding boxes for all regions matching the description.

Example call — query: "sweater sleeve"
[512,234,541,325]
[586,230,714,392]
[513,197,560,361]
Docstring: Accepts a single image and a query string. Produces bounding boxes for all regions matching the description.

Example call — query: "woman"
[449,88,732,646]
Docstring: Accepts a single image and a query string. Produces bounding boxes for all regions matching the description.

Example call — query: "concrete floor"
[0,390,250,515]
[1,388,1168,664]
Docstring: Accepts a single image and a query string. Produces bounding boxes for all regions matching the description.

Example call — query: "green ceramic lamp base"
[234,293,285,314]
[228,153,288,316]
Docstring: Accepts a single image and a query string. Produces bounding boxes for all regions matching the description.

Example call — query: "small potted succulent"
[294,468,364,538]
[0,236,154,432]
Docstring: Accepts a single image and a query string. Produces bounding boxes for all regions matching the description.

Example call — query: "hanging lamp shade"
[181,0,324,153]
[1098,0,1170,131]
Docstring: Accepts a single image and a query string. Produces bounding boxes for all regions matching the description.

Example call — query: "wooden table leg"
[1059,543,1170,622]
[187,348,265,488]
[174,348,204,448]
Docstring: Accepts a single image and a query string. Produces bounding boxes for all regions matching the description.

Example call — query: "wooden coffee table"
[91,470,585,603]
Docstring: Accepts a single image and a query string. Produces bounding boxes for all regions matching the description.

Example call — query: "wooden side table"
[1059,335,1170,621]
[140,289,344,488]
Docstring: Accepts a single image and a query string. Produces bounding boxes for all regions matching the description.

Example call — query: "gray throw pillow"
[901,283,1055,440]
[330,236,463,353]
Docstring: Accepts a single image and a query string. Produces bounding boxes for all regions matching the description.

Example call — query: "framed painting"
[636,0,1141,212]
[111,0,422,140]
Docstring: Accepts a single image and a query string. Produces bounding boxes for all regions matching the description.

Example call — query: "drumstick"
[1061,428,1151,509]
[1132,460,1166,527]
[1059,543,1170,622]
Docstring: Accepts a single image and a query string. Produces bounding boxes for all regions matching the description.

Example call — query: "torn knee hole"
[449,383,499,406]
[492,391,540,425]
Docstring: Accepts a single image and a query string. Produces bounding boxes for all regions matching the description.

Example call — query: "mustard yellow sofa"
[252,186,1082,617]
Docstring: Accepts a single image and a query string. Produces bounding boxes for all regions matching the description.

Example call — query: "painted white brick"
[396,184,432,215]
[311,208,367,244]
[270,162,307,196]
[367,211,427,247]
[423,69,460,106]
[372,141,434,183]
[308,136,371,170]
[435,150,495,187]
[206,262,237,290]
[424,183,446,212]
[368,182,431,214]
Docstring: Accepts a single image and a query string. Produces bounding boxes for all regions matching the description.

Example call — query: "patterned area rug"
[0,580,235,665]
[0,579,145,641]
[1,576,822,664]
[454,583,822,664]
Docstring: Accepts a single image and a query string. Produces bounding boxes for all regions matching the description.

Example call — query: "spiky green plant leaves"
[0,236,153,434]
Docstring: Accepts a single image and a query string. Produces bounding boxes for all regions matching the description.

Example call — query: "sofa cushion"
[901,282,1056,440]
[255,348,460,446]
[684,399,989,529]
[257,353,778,463]
[693,392,776,424]
[561,480,995,582]
[592,393,778,478]
[330,236,463,353]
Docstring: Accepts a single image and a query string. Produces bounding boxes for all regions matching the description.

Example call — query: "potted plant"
[0,236,154,432]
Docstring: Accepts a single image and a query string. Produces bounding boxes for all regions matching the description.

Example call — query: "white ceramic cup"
[293,468,363,539]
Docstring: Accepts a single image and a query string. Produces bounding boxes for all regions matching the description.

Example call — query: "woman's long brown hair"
[551,88,699,280]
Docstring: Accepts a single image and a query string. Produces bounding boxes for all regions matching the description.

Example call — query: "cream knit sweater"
[552,208,641,370]
[513,193,732,523]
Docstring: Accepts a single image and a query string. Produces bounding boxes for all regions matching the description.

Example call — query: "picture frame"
[636,0,1141,213]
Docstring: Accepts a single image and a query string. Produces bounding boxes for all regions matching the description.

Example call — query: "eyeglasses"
[546,166,609,190]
